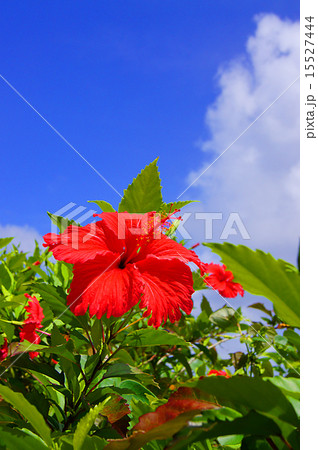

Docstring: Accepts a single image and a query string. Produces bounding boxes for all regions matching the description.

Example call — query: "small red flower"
[23,294,44,325]
[43,212,203,328]
[208,369,231,378]
[204,263,244,298]
[20,294,44,359]
[0,338,8,361]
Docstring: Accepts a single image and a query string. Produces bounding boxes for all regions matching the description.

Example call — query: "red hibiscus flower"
[204,263,244,298]
[43,212,203,328]
[208,369,231,378]
[20,294,44,359]
[0,338,8,361]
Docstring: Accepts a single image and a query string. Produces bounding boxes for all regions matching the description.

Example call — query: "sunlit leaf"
[118,159,162,213]
[73,399,109,450]
[0,237,13,250]
[0,386,52,446]
[205,243,300,327]
[47,211,80,233]
[88,200,116,212]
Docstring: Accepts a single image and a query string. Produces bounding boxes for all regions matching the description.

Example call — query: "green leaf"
[0,262,14,290]
[284,329,300,351]
[0,319,15,341]
[248,302,272,317]
[88,200,116,212]
[85,353,101,378]
[0,385,52,446]
[60,434,107,450]
[265,376,300,400]
[103,363,154,385]
[47,211,80,233]
[118,159,163,213]
[210,306,239,329]
[9,353,64,384]
[7,253,26,271]
[0,427,48,450]
[10,341,77,363]
[192,270,208,291]
[124,328,187,347]
[241,436,274,449]
[205,243,300,328]
[0,237,13,250]
[73,399,109,450]
[200,296,212,316]
[274,335,288,346]
[91,317,103,351]
[62,358,81,403]
[31,283,80,327]
[189,376,298,428]
[117,380,157,403]
[172,411,280,450]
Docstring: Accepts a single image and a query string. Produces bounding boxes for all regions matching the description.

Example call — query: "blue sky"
[1,1,299,264]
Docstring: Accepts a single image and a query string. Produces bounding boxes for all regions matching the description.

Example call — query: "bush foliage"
[0,160,299,449]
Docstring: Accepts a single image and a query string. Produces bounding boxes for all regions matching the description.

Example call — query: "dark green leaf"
[265,377,300,400]
[284,330,300,351]
[248,303,272,317]
[189,376,298,427]
[104,363,153,384]
[124,328,187,347]
[172,411,280,450]
[4,353,64,384]
[200,296,212,316]
[241,436,273,449]
[11,340,77,362]
[91,318,103,351]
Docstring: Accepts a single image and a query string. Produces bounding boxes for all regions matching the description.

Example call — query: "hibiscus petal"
[205,263,234,282]
[95,213,127,253]
[204,263,244,298]
[137,236,203,270]
[43,222,114,264]
[24,295,44,325]
[19,323,41,344]
[219,283,244,298]
[67,255,144,319]
[136,256,194,328]
[97,212,153,256]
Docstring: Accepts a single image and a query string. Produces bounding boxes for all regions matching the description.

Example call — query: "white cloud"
[185,14,300,263]
[0,224,43,254]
